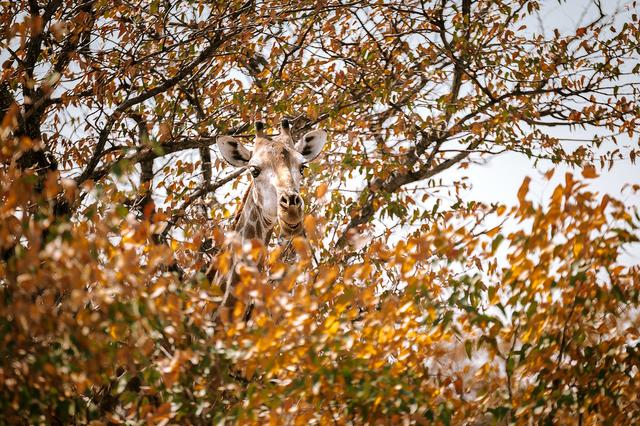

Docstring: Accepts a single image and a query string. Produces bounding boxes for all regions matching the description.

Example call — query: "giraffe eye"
[249,166,261,178]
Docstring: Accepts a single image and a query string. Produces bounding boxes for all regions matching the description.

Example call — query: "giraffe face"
[249,139,305,231]
[217,122,327,235]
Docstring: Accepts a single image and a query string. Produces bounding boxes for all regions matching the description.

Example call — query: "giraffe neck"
[233,185,274,245]
[213,186,275,322]
[214,184,307,323]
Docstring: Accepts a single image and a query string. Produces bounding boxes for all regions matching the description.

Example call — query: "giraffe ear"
[295,129,327,162]
[217,136,252,167]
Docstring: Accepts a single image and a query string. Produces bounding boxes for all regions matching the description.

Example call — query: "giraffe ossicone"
[211,119,328,322]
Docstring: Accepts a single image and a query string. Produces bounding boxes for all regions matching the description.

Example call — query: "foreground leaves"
[1,170,639,424]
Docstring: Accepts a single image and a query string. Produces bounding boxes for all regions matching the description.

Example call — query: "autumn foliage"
[1,0,640,424]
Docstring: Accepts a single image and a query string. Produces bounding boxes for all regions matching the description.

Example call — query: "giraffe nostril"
[280,194,302,207]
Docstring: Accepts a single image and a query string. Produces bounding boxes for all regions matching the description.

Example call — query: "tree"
[1,0,639,423]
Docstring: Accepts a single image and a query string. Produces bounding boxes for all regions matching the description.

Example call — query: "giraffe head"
[217,119,327,235]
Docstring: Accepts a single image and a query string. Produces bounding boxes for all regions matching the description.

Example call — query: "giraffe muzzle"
[279,193,302,208]
[278,192,304,229]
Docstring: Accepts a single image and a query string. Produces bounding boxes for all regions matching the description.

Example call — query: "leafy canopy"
[1,0,639,424]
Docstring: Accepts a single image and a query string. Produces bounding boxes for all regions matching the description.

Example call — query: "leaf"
[517,177,531,206]
[572,242,583,257]
[465,340,473,358]
[506,357,515,376]
[486,226,501,238]
[569,111,581,121]
[611,285,625,302]
[543,168,555,181]
[582,165,599,179]
[316,183,328,198]
[453,377,463,395]
[324,315,340,335]
[492,234,504,253]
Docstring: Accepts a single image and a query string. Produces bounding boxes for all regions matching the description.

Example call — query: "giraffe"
[209,119,327,322]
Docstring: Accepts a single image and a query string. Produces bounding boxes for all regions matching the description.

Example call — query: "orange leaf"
[543,168,555,181]
[517,176,531,206]
[582,165,598,179]
[454,377,464,395]
[315,183,328,198]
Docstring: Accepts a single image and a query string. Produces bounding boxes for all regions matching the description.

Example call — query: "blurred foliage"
[1,0,640,424]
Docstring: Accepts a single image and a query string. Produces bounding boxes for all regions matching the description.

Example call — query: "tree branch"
[76,31,231,185]
[159,167,247,241]
[337,138,481,248]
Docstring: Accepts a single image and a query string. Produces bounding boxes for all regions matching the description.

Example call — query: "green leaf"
[116,205,128,218]
[506,357,515,376]
[612,284,625,302]
[491,234,504,253]
[465,340,473,358]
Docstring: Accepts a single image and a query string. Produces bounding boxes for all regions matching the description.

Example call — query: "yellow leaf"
[109,323,126,340]
[216,251,231,275]
[374,395,382,407]
[324,315,340,335]
[573,242,583,257]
